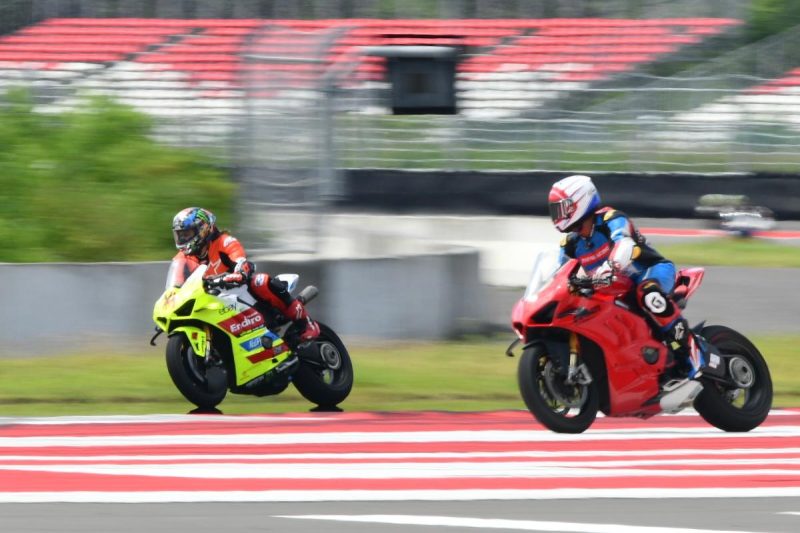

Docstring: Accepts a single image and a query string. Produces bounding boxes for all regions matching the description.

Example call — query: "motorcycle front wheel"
[165,334,228,409]
[518,343,599,433]
[694,325,772,432]
[292,322,353,409]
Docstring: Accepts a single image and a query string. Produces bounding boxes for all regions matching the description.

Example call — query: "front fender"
[170,326,208,357]
[523,328,610,416]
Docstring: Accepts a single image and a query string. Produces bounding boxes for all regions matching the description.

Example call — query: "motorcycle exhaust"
[242,356,299,391]
[659,380,703,414]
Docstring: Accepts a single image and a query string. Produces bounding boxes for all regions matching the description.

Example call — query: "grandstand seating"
[665,65,800,133]
[749,67,800,94]
[0,16,744,118]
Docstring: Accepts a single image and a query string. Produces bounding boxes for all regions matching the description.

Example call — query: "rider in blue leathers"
[549,175,706,379]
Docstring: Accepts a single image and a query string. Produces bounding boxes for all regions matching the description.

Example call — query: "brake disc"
[542,360,587,409]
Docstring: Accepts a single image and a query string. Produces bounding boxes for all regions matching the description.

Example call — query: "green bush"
[747,0,800,42]
[0,89,234,262]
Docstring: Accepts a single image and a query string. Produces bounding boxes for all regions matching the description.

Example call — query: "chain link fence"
[5,4,800,253]
[236,25,345,253]
[0,0,750,26]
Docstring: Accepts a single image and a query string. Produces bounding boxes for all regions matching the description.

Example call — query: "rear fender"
[674,267,705,304]
[170,325,208,357]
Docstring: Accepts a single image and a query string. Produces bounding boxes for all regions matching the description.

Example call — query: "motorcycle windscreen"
[165,255,202,289]
[523,250,562,301]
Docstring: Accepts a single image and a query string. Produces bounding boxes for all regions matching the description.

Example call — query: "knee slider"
[637,280,674,317]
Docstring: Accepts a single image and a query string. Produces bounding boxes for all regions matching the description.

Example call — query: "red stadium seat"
[0,16,745,99]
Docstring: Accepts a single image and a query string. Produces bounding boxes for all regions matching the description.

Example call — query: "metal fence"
[7,20,800,176]
[0,0,751,31]
[236,25,344,252]
[7,9,800,252]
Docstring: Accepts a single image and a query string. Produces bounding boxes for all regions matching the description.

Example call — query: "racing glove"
[221,272,245,286]
[592,261,615,286]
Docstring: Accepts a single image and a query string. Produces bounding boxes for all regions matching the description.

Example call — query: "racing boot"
[665,319,708,380]
[284,299,320,347]
[249,273,320,347]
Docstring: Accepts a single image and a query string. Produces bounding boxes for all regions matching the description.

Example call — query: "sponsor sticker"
[240,337,263,351]
[219,308,265,336]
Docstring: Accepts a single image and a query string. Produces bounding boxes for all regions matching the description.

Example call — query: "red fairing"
[513,259,705,418]
[678,267,705,300]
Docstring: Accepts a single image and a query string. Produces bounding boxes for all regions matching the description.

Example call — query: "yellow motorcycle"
[151,264,353,410]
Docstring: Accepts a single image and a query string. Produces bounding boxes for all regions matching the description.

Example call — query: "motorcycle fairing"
[513,259,672,417]
[153,264,294,387]
[170,325,208,357]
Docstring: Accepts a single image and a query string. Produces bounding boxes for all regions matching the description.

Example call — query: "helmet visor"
[173,227,198,247]
[549,199,574,224]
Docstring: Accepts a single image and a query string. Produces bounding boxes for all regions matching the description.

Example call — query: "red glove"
[221,272,245,286]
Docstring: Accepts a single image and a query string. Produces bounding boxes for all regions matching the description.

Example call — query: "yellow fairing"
[153,264,293,387]
[171,326,208,357]
[231,333,293,386]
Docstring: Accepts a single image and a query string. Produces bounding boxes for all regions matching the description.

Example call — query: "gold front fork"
[568,331,579,369]
[566,332,592,385]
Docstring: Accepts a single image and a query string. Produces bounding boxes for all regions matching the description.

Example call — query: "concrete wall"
[0,248,483,357]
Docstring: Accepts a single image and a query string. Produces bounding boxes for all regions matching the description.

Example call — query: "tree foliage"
[747,0,800,42]
[0,89,234,262]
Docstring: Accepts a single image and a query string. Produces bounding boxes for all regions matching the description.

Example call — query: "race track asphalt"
[1,216,797,533]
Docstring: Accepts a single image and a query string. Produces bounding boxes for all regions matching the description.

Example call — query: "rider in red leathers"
[168,207,320,346]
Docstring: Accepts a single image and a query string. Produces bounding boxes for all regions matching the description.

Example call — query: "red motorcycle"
[508,257,772,433]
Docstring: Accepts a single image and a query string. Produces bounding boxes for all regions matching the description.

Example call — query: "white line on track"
[4,487,800,503]
[276,514,768,533]
[2,426,800,448]
[4,447,800,462]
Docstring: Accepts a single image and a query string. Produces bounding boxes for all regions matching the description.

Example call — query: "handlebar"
[204,275,241,291]
[568,274,613,297]
[569,275,596,290]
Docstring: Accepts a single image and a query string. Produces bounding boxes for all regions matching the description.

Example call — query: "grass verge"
[0,335,796,416]
[657,237,800,268]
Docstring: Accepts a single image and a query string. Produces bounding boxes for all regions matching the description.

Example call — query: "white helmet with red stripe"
[548,175,601,232]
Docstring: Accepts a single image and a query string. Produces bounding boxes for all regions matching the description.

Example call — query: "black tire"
[292,323,353,408]
[518,343,599,433]
[165,334,228,409]
[694,325,772,432]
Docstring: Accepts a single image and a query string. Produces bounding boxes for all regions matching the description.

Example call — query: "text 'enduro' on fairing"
[508,256,772,434]
[151,264,353,411]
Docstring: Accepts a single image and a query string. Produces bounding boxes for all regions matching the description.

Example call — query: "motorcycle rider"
[548,175,706,379]
[168,207,320,346]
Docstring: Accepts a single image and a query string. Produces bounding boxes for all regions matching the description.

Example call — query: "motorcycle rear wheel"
[165,334,228,409]
[292,323,353,409]
[518,343,599,433]
[694,325,772,432]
